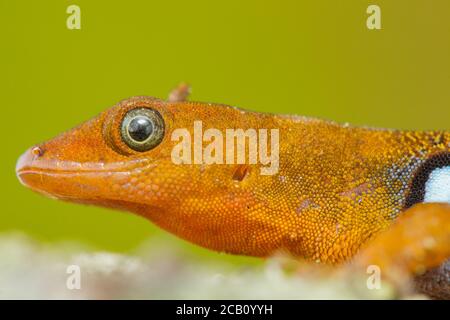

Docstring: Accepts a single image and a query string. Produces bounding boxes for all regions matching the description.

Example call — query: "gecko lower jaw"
[16,147,165,218]
[16,147,124,200]
[16,146,154,189]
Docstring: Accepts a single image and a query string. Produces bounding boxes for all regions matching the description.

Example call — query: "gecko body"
[16,89,450,297]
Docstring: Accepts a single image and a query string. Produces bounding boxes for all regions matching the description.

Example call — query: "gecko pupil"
[128,116,153,142]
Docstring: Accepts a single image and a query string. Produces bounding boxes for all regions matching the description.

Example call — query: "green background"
[1,1,449,260]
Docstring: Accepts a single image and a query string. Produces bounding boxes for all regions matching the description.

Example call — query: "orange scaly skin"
[16,92,450,268]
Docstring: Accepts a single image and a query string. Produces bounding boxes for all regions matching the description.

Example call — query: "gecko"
[16,85,450,298]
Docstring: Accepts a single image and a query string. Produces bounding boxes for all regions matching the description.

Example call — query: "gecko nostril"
[31,146,43,157]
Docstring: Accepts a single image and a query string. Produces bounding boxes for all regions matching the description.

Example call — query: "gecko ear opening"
[404,152,450,208]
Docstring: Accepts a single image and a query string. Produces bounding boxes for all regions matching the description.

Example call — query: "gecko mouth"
[17,164,162,218]
[16,146,154,200]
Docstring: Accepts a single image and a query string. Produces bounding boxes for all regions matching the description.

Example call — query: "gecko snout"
[16,146,45,188]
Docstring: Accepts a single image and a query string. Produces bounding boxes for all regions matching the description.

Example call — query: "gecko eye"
[120,108,165,151]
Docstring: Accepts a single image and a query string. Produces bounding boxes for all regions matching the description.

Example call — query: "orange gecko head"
[16,95,450,260]
[16,96,280,253]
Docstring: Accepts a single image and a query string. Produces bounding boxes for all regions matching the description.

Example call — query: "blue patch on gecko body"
[424,166,450,204]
